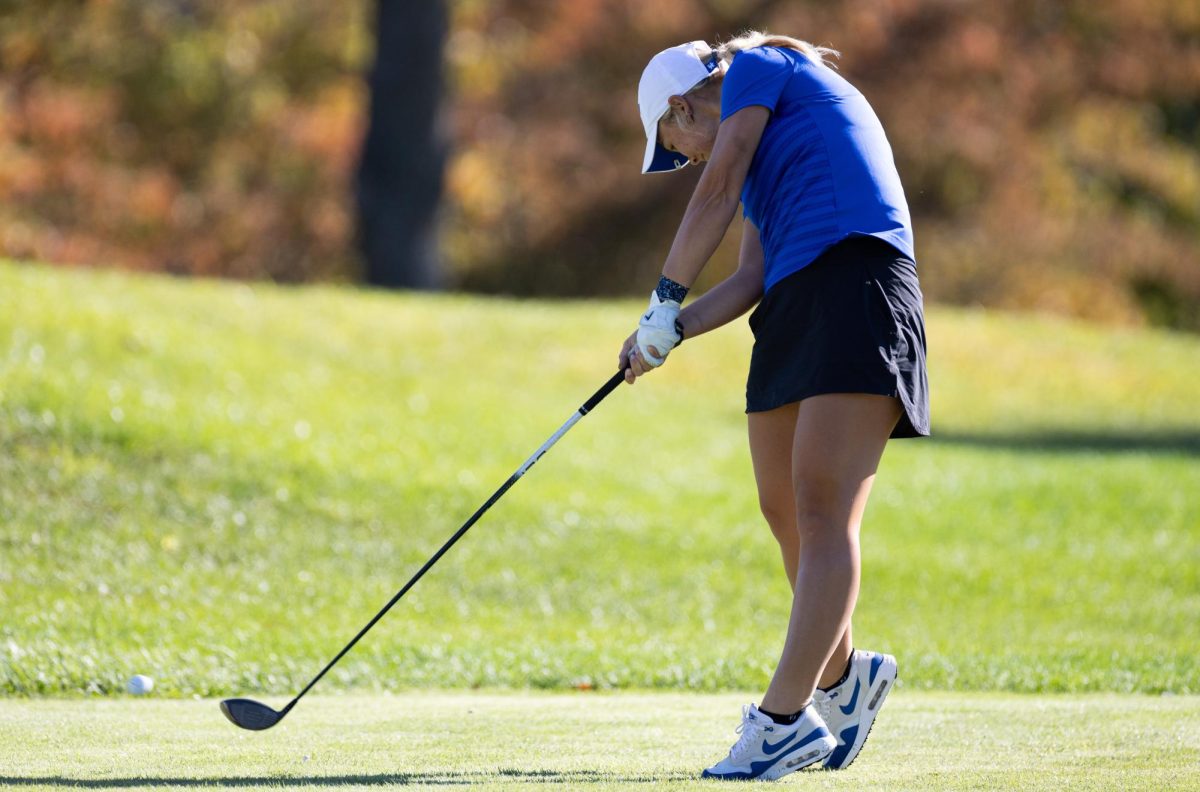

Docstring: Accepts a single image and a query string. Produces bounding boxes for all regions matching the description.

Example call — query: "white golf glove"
[636,291,682,367]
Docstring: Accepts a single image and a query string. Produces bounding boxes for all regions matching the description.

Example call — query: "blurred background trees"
[1,0,1198,329]
[357,0,447,289]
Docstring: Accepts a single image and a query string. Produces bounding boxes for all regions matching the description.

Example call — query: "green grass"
[2,692,1198,790]
[2,260,1199,698]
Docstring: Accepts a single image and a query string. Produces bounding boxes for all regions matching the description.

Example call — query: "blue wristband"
[656,276,689,304]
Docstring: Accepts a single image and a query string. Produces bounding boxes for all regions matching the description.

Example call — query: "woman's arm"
[661,106,771,289]
[677,218,764,340]
[620,219,763,377]
[623,105,769,381]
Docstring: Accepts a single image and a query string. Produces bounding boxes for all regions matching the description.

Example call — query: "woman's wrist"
[655,275,689,304]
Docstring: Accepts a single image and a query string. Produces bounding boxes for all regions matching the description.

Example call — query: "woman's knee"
[791,469,860,538]
[794,506,857,547]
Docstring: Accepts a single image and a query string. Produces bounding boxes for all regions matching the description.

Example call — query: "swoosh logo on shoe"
[761,731,798,755]
[838,679,861,715]
[753,728,830,777]
[703,727,830,780]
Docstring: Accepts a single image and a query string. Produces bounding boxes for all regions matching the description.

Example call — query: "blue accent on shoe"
[761,731,798,755]
[827,725,859,769]
[703,726,830,780]
[869,653,884,685]
[838,678,861,715]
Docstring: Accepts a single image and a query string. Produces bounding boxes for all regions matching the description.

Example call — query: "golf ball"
[127,674,154,695]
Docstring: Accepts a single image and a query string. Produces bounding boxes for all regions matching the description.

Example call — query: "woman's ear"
[667,95,692,124]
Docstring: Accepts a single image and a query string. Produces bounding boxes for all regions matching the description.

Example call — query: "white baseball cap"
[638,41,719,174]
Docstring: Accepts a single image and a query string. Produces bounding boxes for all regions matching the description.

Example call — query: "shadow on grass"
[0,769,701,787]
[929,428,1200,457]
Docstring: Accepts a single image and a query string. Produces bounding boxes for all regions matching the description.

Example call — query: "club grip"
[581,370,627,414]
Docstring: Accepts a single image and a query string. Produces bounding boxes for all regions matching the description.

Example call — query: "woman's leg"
[747,403,802,583]
[747,404,862,693]
[757,393,900,714]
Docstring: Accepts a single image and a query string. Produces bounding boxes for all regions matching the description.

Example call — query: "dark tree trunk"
[356,0,447,289]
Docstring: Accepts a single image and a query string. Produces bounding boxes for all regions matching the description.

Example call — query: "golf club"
[221,369,627,730]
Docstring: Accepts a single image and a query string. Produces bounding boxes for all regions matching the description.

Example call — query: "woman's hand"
[637,291,682,364]
[619,331,649,384]
[619,330,669,384]
[620,292,683,383]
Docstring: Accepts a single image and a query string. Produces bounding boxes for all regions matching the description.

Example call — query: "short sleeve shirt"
[720,47,915,292]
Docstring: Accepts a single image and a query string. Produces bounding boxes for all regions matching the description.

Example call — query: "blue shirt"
[720,46,915,292]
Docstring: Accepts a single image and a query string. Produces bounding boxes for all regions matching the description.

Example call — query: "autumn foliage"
[1,1,366,281]
[2,0,1198,329]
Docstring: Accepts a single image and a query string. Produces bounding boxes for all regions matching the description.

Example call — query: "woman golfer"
[620,31,928,780]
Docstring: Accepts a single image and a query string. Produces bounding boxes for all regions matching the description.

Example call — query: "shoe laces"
[813,690,833,723]
[730,705,768,758]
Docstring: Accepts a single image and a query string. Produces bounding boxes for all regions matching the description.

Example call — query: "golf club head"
[220,698,284,731]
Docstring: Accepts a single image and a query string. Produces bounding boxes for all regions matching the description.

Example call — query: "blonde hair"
[665,31,838,129]
[713,30,839,69]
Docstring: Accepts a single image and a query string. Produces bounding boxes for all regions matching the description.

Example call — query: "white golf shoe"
[701,703,835,781]
[813,649,897,769]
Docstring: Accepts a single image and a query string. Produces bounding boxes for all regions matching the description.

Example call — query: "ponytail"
[714,30,839,69]
[663,31,837,131]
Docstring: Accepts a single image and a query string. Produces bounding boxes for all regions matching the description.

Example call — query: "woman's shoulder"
[725,46,796,89]
[736,45,857,103]
[729,45,793,70]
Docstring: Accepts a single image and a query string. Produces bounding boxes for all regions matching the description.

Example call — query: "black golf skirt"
[746,235,930,439]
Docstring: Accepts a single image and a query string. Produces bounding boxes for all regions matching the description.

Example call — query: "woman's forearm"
[661,189,743,289]
[659,108,769,289]
[678,267,762,340]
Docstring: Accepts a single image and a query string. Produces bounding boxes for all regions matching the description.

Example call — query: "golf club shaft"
[281,370,627,715]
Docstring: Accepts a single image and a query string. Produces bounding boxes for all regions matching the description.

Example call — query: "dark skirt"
[746,235,930,439]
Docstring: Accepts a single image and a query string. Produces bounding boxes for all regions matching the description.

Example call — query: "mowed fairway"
[2,261,1199,788]
[3,693,1199,791]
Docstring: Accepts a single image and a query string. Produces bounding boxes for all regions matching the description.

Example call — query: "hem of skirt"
[745,385,930,439]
